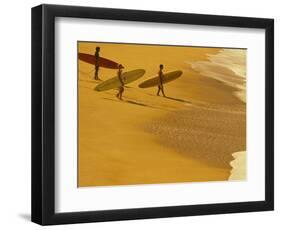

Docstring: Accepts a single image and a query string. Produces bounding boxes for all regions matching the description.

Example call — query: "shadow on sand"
[102,97,168,111]
[125,100,148,107]
[146,93,192,104]
[165,96,192,104]
[103,97,148,107]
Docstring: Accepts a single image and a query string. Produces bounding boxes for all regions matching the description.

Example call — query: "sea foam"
[189,49,246,103]
[228,151,246,181]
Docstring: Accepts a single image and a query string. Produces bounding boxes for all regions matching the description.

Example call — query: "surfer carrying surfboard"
[116,64,125,100]
[94,46,100,80]
[157,64,166,97]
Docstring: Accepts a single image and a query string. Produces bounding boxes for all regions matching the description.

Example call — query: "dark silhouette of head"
[160,64,164,70]
[96,47,100,52]
[119,64,124,69]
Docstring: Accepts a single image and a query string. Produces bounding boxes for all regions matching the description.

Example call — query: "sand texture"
[78,42,246,187]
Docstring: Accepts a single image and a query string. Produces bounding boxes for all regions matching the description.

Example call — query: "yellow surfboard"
[138,70,183,88]
[94,69,145,92]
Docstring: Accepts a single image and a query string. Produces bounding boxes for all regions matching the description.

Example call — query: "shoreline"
[229,151,247,181]
[189,49,246,103]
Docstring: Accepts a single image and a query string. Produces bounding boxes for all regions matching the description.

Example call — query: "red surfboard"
[78,53,119,69]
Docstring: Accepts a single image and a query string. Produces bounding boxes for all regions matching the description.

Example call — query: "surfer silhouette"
[94,46,100,80]
[116,64,125,100]
[157,64,166,97]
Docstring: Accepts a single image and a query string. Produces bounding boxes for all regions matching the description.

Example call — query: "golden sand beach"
[78,42,246,187]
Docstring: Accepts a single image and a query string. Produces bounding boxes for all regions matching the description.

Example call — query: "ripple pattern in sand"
[144,106,246,169]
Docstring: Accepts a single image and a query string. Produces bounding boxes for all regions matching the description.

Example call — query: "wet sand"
[78,42,246,187]
[145,105,246,169]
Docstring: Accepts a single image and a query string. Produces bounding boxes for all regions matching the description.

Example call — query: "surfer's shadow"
[165,96,192,104]
[125,100,149,107]
[146,93,192,104]
[102,97,147,106]
[102,97,169,111]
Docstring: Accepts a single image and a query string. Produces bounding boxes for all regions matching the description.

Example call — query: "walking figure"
[116,64,125,100]
[94,46,100,80]
[157,64,166,97]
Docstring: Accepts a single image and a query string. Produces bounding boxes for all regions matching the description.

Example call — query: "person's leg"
[116,87,120,99]
[119,87,124,100]
[157,86,160,96]
[161,86,166,97]
[94,66,99,80]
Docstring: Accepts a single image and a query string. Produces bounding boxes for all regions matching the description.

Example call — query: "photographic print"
[78,41,246,187]
[32,5,274,225]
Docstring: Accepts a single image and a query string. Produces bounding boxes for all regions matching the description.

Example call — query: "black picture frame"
[31,4,274,225]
